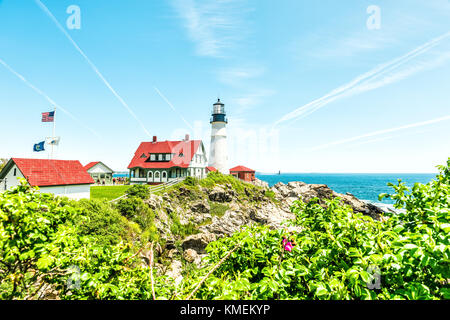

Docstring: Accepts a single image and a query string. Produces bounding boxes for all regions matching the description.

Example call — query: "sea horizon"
[255,172,436,206]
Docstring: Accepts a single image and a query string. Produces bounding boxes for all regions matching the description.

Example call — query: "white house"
[84,161,114,185]
[0,158,94,200]
[128,135,207,184]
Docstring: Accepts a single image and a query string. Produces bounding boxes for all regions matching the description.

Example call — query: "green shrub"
[183,176,197,187]
[116,197,155,230]
[0,180,172,300]
[126,184,150,200]
[75,199,130,246]
[179,159,450,300]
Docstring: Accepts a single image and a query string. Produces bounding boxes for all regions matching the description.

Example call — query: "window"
[158,154,163,161]
[162,171,167,179]
[140,153,147,159]
[150,154,156,161]
[165,154,171,161]
[13,168,16,176]
[155,171,160,178]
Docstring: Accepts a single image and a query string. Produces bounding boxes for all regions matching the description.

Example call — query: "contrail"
[0,57,101,138]
[274,30,450,126]
[308,115,450,151]
[35,0,152,138]
[154,87,193,130]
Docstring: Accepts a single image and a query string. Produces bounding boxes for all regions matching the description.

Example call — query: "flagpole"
[51,107,56,159]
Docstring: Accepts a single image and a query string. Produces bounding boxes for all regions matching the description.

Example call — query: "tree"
[0,158,8,171]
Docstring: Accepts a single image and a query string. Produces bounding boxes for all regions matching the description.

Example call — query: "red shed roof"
[206,166,217,172]
[11,158,94,187]
[128,140,202,169]
[84,161,100,171]
[230,165,255,173]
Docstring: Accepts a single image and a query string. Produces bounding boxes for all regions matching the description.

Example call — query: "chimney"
[185,134,190,141]
[152,136,157,143]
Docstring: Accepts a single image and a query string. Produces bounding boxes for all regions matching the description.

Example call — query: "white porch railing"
[130,177,148,183]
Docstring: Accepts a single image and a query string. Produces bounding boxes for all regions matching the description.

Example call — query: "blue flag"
[33,141,45,152]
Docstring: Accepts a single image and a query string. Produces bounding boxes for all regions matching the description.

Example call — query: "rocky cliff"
[143,178,387,282]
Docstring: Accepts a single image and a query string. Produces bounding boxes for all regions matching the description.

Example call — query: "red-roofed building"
[84,161,114,185]
[0,158,94,199]
[230,165,256,182]
[206,166,217,173]
[127,135,207,184]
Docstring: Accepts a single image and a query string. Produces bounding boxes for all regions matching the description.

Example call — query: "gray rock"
[181,233,217,254]
[208,186,233,202]
[183,249,198,263]
[190,200,210,213]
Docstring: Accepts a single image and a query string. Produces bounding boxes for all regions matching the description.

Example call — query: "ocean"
[256,173,436,205]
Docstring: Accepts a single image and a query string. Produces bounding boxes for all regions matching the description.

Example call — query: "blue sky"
[0,0,449,173]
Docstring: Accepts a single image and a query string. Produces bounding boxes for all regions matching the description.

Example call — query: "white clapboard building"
[84,161,114,185]
[128,135,207,184]
[0,158,94,200]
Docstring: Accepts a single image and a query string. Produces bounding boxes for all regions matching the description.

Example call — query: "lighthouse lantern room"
[209,99,229,174]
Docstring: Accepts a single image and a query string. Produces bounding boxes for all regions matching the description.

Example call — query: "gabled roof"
[84,161,114,173]
[230,165,255,173]
[1,158,94,187]
[84,161,100,171]
[128,140,202,169]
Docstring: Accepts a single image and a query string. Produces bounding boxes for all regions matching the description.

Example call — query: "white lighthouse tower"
[209,98,229,174]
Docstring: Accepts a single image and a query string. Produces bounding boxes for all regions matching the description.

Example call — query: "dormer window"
[158,154,163,161]
[150,154,156,161]
[140,153,147,159]
[166,154,171,161]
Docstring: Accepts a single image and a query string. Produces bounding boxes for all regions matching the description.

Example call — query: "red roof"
[84,161,100,171]
[230,165,255,173]
[12,158,94,187]
[206,166,217,172]
[128,140,202,169]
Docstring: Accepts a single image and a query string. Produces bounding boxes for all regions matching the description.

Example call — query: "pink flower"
[284,242,293,252]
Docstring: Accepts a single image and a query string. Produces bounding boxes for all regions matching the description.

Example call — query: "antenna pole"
[51,107,56,159]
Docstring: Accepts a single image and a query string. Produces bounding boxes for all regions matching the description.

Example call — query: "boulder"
[208,186,233,202]
[270,181,383,220]
[183,249,198,263]
[190,200,210,213]
[181,232,217,254]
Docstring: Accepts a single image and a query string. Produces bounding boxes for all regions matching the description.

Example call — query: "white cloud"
[171,0,250,58]
[276,31,450,126]
[308,114,450,151]
[231,89,276,115]
[218,66,265,85]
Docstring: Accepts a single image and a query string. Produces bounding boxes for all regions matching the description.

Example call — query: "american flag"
[41,111,55,122]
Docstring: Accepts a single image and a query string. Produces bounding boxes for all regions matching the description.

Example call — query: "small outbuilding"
[0,158,94,200]
[84,161,114,185]
[229,165,256,182]
[206,166,217,173]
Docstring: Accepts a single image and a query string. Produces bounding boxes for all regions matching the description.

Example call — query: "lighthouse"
[209,98,229,174]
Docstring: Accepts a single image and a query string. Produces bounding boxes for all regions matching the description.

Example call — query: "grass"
[90,185,132,201]
[209,202,229,217]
